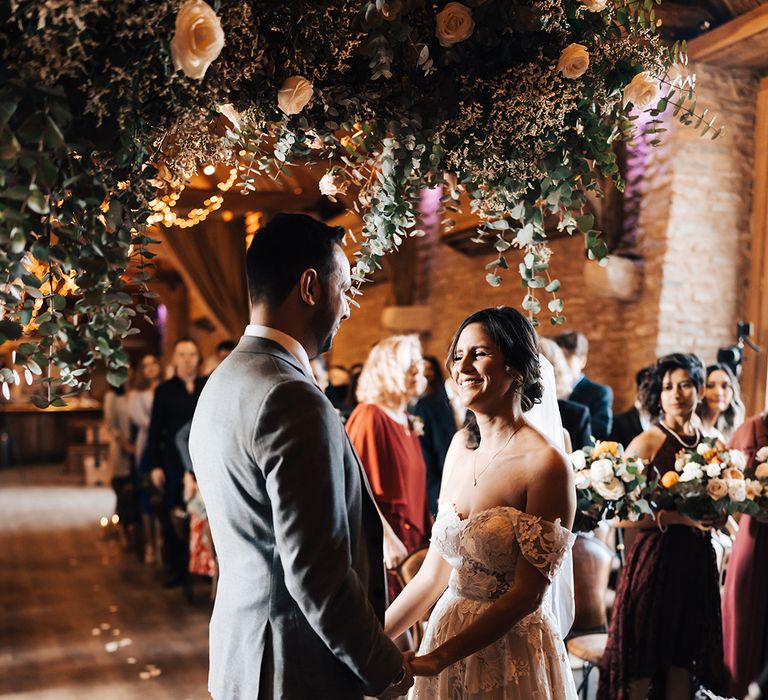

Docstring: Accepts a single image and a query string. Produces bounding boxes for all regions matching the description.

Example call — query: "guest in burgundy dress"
[599,353,725,700]
[722,413,768,697]
[346,335,430,601]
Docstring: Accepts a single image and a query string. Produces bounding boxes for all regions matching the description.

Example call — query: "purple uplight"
[418,186,443,238]
[156,303,168,337]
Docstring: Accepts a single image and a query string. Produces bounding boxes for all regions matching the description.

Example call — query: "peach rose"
[435,2,475,48]
[623,71,660,110]
[277,76,314,116]
[755,463,768,479]
[580,0,609,11]
[557,43,590,79]
[170,0,225,81]
[707,477,728,500]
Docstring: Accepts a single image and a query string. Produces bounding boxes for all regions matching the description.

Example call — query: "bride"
[384,307,578,699]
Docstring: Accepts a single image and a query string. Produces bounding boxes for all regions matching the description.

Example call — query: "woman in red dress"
[722,413,768,697]
[599,353,725,700]
[346,334,431,601]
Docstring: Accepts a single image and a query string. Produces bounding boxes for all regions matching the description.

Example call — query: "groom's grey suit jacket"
[190,336,402,699]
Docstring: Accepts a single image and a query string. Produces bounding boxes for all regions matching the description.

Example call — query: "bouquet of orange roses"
[571,440,652,530]
[652,437,761,520]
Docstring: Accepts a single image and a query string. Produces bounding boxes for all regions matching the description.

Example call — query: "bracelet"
[655,511,668,533]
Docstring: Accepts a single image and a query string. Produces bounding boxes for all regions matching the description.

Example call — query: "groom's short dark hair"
[246,213,345,307]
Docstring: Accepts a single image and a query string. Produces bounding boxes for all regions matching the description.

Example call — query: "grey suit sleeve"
[255,380,402,695]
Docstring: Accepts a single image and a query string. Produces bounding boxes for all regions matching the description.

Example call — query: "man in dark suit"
[610,365,653,448]
[558,398,593,451]
[190,215,411,699]
[555,331,614,440]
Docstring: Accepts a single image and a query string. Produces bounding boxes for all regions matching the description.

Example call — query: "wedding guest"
[411,355,458,516]
[610,365,653,449]
[128,353,162,564]
[599,353,726,700]
[539,337,592,451]
[346,335,430,600]
[696,363,745,442]
[146,338,207,588]
[326,364,351,412]
[202,339,237,375]
[721,412,768,697]
[556,330,613,439]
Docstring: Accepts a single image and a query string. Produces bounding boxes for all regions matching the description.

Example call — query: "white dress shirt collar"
[244,324,313,379]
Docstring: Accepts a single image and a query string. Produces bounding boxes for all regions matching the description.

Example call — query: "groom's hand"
[378,654,414,699]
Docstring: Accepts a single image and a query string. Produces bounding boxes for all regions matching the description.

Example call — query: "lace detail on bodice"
[431,502,575,603]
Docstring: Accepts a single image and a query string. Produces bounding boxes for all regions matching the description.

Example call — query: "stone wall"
[330,63,760,413]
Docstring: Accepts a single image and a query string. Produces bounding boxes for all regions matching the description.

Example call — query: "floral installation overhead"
[0,0,720,405]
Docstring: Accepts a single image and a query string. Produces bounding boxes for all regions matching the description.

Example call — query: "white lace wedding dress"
[410,502,578,699]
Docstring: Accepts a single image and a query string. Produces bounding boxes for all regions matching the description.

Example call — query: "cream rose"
[705,463,722,478]
[746,479,763,500]
[435,2,475,48]
[570,450,587,471]
[590,458,614,483]
[755,446,768,463]
[623,71,660,109]
[277,76,314,116]
[756,463,768,479]
[574,469,591,490]
[707,478,728,500]
[593,477,625,501]
[679,462,703,483]
[170,0,225,81]
[728,480,747,503]
[557,43,589,79]
[696,443,710,456]
[318,171,347,199]
[580,0,609,11]
[729,450,747,470]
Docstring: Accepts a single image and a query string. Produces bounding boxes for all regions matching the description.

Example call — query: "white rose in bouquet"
[729,450,747,470]
[615,461,636,483]
[623,72,660,110]
[590,458,614,483]
[756,463,768,479]
[318,171,347,198]
[707,478,728,500]
[755,446,768,463]
[170,0,225,81]
[675,457,686,472]
[746,479,763,500]
[570,450,587,471]
[278,76,314,115]
[593,477,625,501]
[728,479,747,503]
[574,469,592,490]
[705,463,723,478]
[580,0,609,11]
[679,462,703,482]
[557,43,590,79]
[435,2,475,47]
[696,443,711,456]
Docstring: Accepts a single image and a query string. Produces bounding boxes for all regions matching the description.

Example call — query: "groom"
[190,214,412,699]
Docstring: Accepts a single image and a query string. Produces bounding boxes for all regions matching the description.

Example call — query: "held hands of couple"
[377,653,415,699]
[401,649,445,678]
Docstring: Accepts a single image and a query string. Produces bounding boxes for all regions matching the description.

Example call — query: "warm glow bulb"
[203,164,216,176]
[100,517,109,527]
[111,514,120,524]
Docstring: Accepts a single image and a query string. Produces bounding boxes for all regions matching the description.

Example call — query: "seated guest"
[411,355,458,516]
[610,365,653,449]
[556,330,613,440]
[539,337,592,451]
[346,335,430,600]
[696,363,745,442]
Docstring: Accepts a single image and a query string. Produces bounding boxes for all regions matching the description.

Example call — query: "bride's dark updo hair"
[446,307,543,449]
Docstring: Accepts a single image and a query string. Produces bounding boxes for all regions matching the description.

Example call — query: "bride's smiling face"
[450,323,516,412]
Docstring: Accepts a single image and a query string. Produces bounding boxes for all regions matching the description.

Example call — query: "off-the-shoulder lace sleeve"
[511,511,575,581]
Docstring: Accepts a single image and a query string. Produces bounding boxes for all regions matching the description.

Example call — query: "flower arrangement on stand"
[571,440,652,530]
[651,438,760,520]
[0,0,721,403]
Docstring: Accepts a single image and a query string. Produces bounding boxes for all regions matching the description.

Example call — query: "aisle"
[0,466,210,699]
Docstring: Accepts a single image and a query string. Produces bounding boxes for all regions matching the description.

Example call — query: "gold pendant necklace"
[473,423,523,487]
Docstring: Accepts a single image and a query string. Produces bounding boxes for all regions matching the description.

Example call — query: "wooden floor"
[0,466,211,700]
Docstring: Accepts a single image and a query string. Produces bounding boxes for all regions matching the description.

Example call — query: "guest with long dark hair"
[696,362,745,442]
[721,412,768,697]
[599,353,725,700]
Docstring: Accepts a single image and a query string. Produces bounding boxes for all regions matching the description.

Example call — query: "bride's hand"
[408,652,443,677]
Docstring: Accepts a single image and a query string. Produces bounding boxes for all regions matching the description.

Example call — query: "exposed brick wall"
[328,63,760,412]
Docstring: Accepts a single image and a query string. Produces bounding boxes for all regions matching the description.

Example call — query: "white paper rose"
[728,480,747,503]
[756,463,768,479]
[570,450,587,471]
[590,458,614,483]
[705,463,722,478]
[679,462,703,483]
[318,171,347,199]
[729,450,747,470]
[435,2,475,48]
[707,478,728,500]
[557,43,590,79]
[580,0,609,11]
[277,76,314,116]
[574,469,592,490]
[746,479,763,500]
[755,446,768,463]
[623,71,660,109]
[170,0,225,81]
[593,477,625,501]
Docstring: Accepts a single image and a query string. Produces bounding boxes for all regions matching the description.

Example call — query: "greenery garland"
[0,0,719,404]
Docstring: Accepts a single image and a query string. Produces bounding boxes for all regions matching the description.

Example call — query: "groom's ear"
[298,268,321,307]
